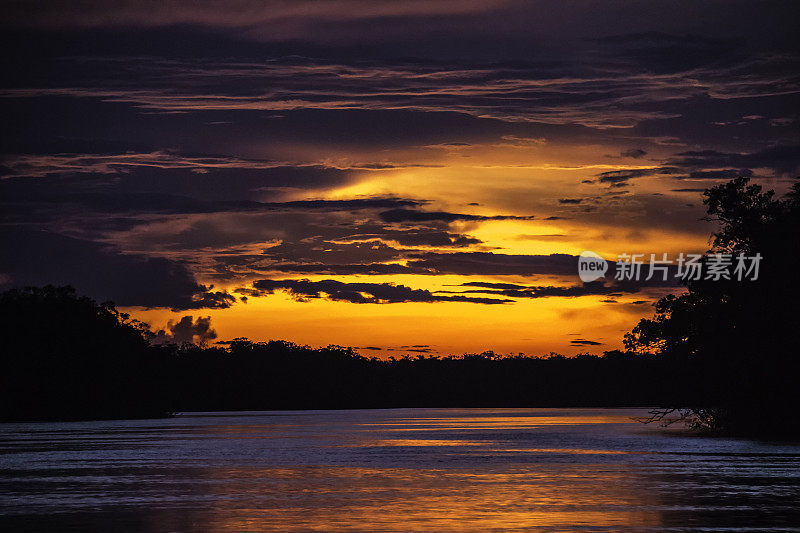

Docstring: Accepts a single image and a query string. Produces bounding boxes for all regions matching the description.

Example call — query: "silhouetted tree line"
[0,286,701,421]
[154,341,698,412]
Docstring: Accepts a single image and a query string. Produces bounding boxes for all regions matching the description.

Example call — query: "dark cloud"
[459,282,530,290]
[262,198,424,210]
[0,164,365,231]
[243,279,512,305]
[595,167,679,184]
[593,161,759,185]
[267,263,414,276]
[406,252,579,277]
[621,149,647,158]
[0,228,231,310]
[570,339,603,347]
[258,252,590,278]
[183,290,237,310]
[667,145,800,175]
[1,0,798,342]
[153,316,218,346]
[590,145,797,189]
[262,239,403,266]
[338,229,481,247]
[379,209,534,223]
[445,280,639,299]
[0,153,354,191]
[674,169,753,181]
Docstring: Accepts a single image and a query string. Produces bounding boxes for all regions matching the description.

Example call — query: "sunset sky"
[1,0,798,355]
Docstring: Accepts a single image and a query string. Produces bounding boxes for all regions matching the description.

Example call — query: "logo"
[578,251,608,282]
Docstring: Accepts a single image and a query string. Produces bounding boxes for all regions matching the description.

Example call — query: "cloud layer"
[0,0,797,356]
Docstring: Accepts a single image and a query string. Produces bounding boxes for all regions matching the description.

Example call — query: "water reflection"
[1,409,799,531]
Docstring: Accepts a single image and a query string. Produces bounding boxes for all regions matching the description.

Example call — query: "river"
[2,408,799,531]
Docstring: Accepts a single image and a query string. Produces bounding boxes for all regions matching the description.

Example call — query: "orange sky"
[1,0,798,355]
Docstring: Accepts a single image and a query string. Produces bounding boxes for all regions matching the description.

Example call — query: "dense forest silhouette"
[625,177,800,437]
[1,178,798,438]
[0,285,699,422]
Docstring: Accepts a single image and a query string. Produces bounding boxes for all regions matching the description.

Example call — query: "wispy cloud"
[4,54,797,129]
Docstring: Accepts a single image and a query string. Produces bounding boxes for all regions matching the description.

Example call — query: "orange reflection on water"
[163,410,665,531]
[335,438,489,447]
[193,464,660,531]
[358,412,637,431]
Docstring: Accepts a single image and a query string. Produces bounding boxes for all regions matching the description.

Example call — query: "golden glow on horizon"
[129,280,671,357]
[123,140,706,356]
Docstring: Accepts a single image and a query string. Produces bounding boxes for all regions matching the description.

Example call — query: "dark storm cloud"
[0,164,367,231]
[0,161,441,255]
[458,282,528,290]
[182,215,492,281]
[0,228,233,310]
[379,209,534,223]
[592,156,767,185]
[262,239,403,266]
[0,151,438,183]
[406,252,579,277]
[0,155,354,196]
[449,280,636,298]
[263,198,425,210]
[242,243,688,293]
[1,0,798,313]
[243,279,512,305]
[267,263,414,276]
[185,291,238,310]
[337,229,482,247]
[672,169,753,181]
[441,275,683,300]
[166,187,714,269]
[590,144,799,186]
[666,145,800,176]
[252,252,605,279]
[595,168,680,184]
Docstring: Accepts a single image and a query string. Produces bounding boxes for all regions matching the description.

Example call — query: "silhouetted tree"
[0,286,169,420]
[625,178,800,436]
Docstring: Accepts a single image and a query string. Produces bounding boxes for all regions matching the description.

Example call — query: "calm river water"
[1,408,799,531]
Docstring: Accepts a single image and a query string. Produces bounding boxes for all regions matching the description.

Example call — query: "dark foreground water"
[1,409,799,532]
